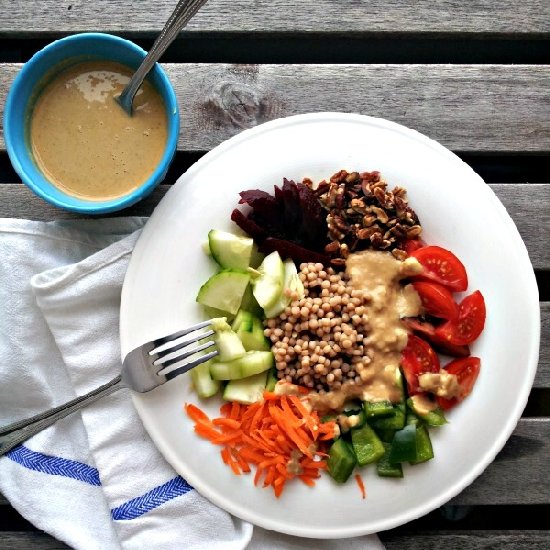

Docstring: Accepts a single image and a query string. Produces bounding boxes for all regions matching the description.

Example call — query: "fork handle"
[117,0,209,113]
[0,375,124,457]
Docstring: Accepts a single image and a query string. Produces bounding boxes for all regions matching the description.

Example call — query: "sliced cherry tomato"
[410,246,468,292]
[403,238,426,255]
[412,281,458,320]
[435,290,486,346]
[436,356,481,410]
[402,318,471,358]
[401,334,440,395]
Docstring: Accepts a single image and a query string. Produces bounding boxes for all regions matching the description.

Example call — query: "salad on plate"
[186,169,486,498]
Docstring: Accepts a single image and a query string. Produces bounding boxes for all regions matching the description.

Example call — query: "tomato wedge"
[435,290,486,346]
[412,281,458,320]
[410,246,468,292]
[437,357,481,410]
[402,318,471,358]
[401,334,440,395]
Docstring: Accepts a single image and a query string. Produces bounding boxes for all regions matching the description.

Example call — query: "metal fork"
[0,320,218,457]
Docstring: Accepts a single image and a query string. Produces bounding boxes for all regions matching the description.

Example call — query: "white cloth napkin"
[0,218,383,550]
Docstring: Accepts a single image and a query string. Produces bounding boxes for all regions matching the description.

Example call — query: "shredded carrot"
[185,391,336,498]
[184,403,211,424]
[355,474,366,499]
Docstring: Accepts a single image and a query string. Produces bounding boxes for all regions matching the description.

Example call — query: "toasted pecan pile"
[303,170,422,266]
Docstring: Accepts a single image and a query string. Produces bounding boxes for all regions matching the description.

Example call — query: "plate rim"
[121,112,540,538]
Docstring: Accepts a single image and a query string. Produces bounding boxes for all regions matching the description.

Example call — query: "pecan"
[324,240,341,254]
[392,249,408,261]
[313,169,422,261]
[345,171,359,183]
[357,227,379,240]
[371,206,389,224]
[373,186,387,206]
[335,185,346,208]
[351,198,368,214]
[330,170,348,183]
[362,214,377,227]
[330,257,346,267]
[326,183,340,207]
[406,225,422,239]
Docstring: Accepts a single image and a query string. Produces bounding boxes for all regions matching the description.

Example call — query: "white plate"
[120,113,540,538]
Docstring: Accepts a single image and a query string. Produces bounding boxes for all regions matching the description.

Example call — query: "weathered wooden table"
[0,1,548,548]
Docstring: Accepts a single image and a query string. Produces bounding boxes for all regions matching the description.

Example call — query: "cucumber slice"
[203,306,235,324]
[190,359,220,398]
[239,317,270,351]
[263,259,304,318]
[252,251,285,310]
[249,243,265,269]
[208,230,253,270]
[240,284,264,318]
[215,329,246,362]
[223,371,268,404]
[231,309,254,333]
[210,351,274,380]
[265,368,278,392]
[196,270,250,315]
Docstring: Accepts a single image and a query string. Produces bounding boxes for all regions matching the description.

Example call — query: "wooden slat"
[537,303,549,388]
[450,419,549,505]
[0,0,548,36]
[0,530,547,550]
[1,64,549,153]
[0,532,69,549]
[489,184,550,271]
[381,531,550,549]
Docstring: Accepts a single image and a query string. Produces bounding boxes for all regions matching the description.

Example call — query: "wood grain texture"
[450,419,550,505]
[381,531,550,549]
[1,64,549,153]
[0,532,69,549]
[0,0,548,36]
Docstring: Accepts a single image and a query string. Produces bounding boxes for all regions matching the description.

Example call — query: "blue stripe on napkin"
[111,475,193,520]
[6,444,101,486]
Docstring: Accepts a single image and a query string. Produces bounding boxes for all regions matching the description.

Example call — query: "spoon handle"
[118,0,209,113]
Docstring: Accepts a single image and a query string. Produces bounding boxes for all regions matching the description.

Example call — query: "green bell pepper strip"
[389,424,417,463]
[370,403,406,431]
[410,425,434,464]
[406,397,447,427]
[327,438,357,483]
[351,423,385,466]
[376,442,404,478]
[364,400,395,419]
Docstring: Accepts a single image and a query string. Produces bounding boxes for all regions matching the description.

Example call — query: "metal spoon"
[116,0,209,115]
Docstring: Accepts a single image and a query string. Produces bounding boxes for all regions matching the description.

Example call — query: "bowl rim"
[3,32,179,214]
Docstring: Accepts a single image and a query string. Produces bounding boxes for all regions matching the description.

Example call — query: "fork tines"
[150,320,218,372]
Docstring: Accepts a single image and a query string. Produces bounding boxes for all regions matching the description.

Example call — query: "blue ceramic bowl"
[3,33,179,214]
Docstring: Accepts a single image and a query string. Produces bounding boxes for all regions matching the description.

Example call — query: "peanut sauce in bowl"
[30,61,168,202]
[3,33,179,213]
